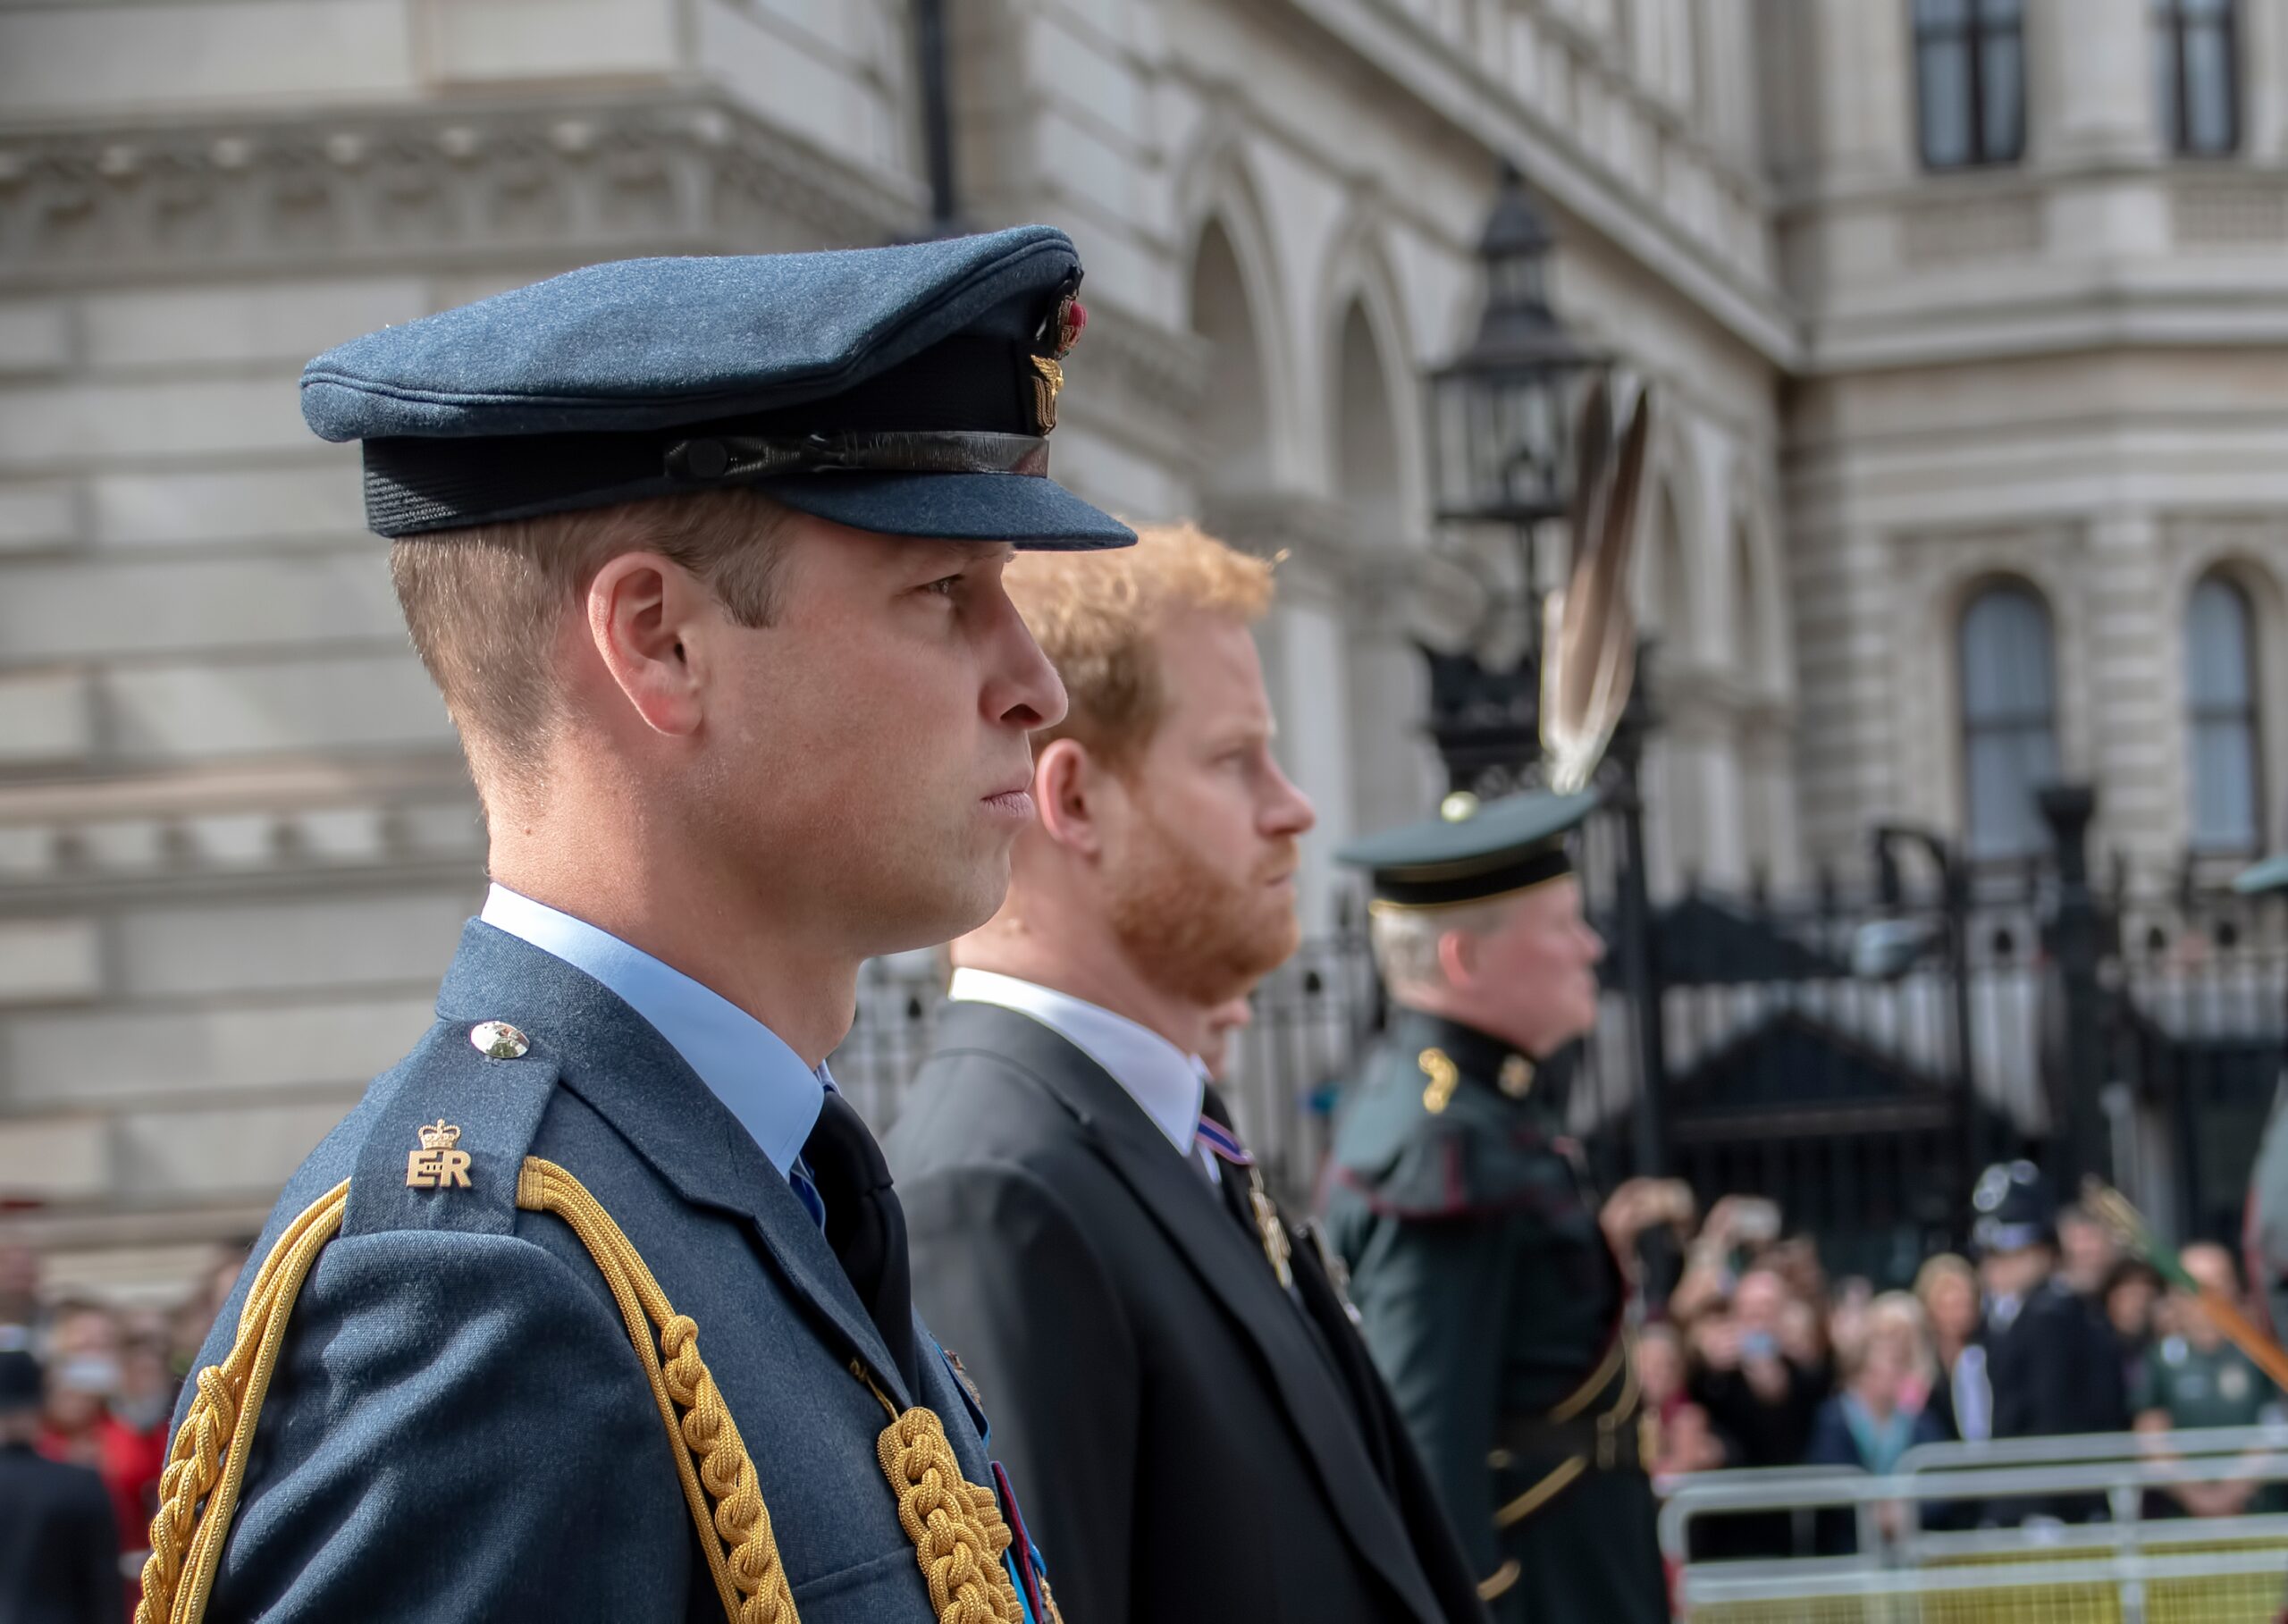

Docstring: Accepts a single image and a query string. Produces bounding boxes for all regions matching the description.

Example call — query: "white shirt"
[947,968,1220,1182]
[480,884,827,1180]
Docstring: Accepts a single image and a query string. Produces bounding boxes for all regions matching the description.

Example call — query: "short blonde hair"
[390,488,793,794]
[1913,1252,1975,1305]
[1003,521,1274,769]
[1367,896,1517,992]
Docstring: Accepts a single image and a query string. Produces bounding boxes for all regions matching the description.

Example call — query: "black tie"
[799,1092,919,1394]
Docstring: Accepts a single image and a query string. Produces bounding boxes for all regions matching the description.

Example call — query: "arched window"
[2185,574,2261,852]
[1959,583,2059,859]
[1914,0,2027,170]
[2153,0,2239,156]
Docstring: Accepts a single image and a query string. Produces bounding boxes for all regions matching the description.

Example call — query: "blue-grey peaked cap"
[300,224,1135,548]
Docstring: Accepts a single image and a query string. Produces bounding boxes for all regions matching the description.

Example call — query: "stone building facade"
[1,0,2281,1294]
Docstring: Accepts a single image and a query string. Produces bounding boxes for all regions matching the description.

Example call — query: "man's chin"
[866,859,1010,957]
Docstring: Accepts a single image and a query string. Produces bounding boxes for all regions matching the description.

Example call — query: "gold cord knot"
[868,1402,1023,1624]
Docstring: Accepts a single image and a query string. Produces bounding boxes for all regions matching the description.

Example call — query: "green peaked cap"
[1334,788,1599,910]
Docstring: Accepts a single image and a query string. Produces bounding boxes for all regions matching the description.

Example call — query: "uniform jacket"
[886,1000,1485,1624]
[1325,1010,1665,1624]
[172,921,1017,1623]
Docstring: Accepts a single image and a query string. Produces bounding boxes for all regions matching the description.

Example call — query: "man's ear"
[585,551,716,738]
[1034,736,1106,858]
[1434,924,1482,991]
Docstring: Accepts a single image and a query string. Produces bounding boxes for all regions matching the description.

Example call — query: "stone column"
[2031,0,2161,167]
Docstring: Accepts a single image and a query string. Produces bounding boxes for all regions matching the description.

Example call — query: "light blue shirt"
[480,884,827,1181]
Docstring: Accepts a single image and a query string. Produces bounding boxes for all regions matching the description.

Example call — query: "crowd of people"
[10,1172,2278,1618]
[1624,1189,2284,1556]
[0,1241,247,1622]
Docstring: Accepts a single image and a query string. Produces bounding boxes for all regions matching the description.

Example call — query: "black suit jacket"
[0,1443,122,1624]
[885,1001,1485,1624]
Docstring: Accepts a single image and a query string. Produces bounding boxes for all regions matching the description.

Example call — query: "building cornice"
[0,89,928,291]
[1277,0,1801,369]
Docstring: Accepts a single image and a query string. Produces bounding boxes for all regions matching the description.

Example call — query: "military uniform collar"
[479,884,826,1177]
[1389,1007,1540,1106]
[436,920,917,1409]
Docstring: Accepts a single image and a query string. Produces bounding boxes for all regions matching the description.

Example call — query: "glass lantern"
[1427,168,1602,528]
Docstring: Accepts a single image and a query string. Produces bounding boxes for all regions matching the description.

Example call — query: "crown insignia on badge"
[407,1119,473,1191]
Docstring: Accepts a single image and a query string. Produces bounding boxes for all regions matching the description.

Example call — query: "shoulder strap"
[341,1019,559,1241]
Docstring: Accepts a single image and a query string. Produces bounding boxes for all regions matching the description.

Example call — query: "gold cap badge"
[1440,791,1480,824]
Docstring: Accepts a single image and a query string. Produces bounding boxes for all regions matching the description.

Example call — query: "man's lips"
[981,784,1036,818]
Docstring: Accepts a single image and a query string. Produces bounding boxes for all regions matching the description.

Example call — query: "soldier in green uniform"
[2132,1241,2283,1518]
[1324,788,1671,1623]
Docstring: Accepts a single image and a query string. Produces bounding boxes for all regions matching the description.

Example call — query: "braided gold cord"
[517,1157,797,1624]
[851,1368,1024,1624]
[137,1178,350,1624]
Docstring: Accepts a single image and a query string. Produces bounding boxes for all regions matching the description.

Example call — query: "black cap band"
[1367,846,1575,912]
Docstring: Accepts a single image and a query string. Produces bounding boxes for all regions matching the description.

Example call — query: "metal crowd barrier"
[1659,1427,2288,1622]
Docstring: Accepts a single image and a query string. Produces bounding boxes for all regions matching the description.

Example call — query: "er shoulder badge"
[406,1119,473,1190]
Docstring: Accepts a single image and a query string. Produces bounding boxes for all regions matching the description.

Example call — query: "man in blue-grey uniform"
[146,228,1127,1624]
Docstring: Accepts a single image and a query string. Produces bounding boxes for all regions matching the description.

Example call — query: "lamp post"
[1417,168,1670,1177]
[1420,166,1607,796]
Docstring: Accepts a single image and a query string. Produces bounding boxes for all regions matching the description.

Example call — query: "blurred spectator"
[1640,1324,1724,1477]
[2057,1202,2124,1303]
[1914,1253,1979,1439]
[1687,1266,1832,1554]
[0,1246,40,1339]
[2132,1242,2283,1519]
[1199,996,1252,1082]
[0,1346,123,1624]
[1964,1163,2128,1521]
[2106,1258,2166,1359]
[1806,1294,1948,1548]
[36,1300,164,1595]
[171,1244,248,1384]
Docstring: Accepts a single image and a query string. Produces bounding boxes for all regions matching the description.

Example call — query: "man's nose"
[1263,757,1316,836]
[986,595,1067,731]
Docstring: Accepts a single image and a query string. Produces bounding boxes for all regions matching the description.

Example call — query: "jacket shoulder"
[1328,1046,1562,1221]
[263,1014,567,1244]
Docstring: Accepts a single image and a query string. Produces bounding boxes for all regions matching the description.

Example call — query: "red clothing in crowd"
[38,1411,164,1561]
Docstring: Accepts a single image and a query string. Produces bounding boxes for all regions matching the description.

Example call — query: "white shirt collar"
[480,884,826,1178]
[948,968,1208,1159]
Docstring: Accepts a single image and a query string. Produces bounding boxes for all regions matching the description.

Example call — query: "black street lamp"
[1419,166,1609,797]
[1426,167,1605,531]
[1415,167,1671,1180]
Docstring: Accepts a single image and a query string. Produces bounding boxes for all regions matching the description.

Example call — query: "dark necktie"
[798,1091,920,1395]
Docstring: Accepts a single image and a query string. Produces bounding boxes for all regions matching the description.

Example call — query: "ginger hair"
[388,488,795,801]
[1002,521,1274,770]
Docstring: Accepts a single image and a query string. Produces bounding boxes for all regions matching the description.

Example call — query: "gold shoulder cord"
[139,1157,1049,1624]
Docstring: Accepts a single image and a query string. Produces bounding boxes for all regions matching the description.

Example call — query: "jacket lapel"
[435,921,913,1409]
[931,1002,1443,1624]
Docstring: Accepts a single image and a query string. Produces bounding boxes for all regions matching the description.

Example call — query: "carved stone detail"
[0,93,927,289]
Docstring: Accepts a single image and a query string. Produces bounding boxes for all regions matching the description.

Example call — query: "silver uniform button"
[469,1020,530,1060]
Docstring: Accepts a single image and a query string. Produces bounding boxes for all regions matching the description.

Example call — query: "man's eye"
[923,575,963,599]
